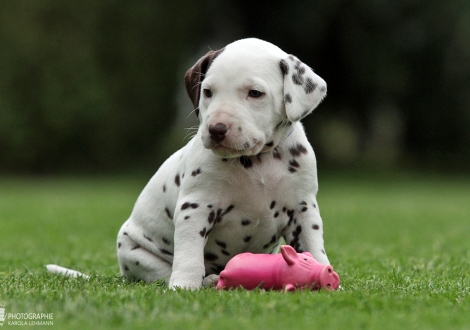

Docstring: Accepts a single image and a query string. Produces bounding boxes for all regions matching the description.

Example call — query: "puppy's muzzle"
[209,123,228,142]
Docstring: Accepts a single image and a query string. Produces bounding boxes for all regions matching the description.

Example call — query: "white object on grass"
[46,264,90,279]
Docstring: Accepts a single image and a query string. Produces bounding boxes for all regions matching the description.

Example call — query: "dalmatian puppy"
[117,38,330,289]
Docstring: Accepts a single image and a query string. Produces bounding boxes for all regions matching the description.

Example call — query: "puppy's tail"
[46,264,90,280]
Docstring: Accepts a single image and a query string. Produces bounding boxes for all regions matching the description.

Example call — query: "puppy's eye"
[203,89,212,98]
[248,90,264,98]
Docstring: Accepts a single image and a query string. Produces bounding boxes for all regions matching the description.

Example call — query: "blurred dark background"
[1,0,469,174]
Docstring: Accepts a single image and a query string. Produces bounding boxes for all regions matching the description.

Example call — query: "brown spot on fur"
[165,207,173,219]
[181,202,199,210]
[285,93,292,103]
[175,174,180,187]
[280,60,289,75]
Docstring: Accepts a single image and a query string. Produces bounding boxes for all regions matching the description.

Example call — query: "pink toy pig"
[216,245,340,291]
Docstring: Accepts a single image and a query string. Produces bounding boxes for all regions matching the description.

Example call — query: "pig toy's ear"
[281,245,299,265]
[301,251,314,258]
[279,55,327,122]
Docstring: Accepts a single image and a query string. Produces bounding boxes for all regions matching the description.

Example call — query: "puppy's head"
[184,38,327,158]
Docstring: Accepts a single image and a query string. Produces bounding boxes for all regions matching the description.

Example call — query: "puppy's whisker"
[187,133,197,141]
[187,108,199,118]
[183,126,199,141]
[190,81,202,92]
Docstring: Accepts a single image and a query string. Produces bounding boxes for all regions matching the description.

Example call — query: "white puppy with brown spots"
[117,38,330,289]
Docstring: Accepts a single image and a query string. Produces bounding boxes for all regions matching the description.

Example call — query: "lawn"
[0,172,469,329]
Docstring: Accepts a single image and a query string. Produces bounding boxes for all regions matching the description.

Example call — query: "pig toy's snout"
[317,266,340,290]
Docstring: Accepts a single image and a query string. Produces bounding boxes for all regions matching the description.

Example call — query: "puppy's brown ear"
[184,48,224,117]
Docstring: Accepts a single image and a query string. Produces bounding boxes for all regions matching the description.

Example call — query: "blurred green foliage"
[0,0,202,173]
[0,0,469,173]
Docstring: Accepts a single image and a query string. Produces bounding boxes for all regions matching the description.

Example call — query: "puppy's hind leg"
[117,231,172,283]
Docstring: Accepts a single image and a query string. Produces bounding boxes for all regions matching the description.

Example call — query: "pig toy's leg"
[283,197,330,265]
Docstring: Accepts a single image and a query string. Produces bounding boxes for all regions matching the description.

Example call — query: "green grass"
[0,172,469,329]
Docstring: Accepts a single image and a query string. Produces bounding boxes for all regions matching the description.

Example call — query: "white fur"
[117,38,329,289]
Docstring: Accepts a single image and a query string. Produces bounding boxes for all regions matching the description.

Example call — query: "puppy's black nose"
[209,123,227,142]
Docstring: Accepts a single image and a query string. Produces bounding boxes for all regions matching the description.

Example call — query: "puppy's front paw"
[169,281,202,290]
[169,274,203,290]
